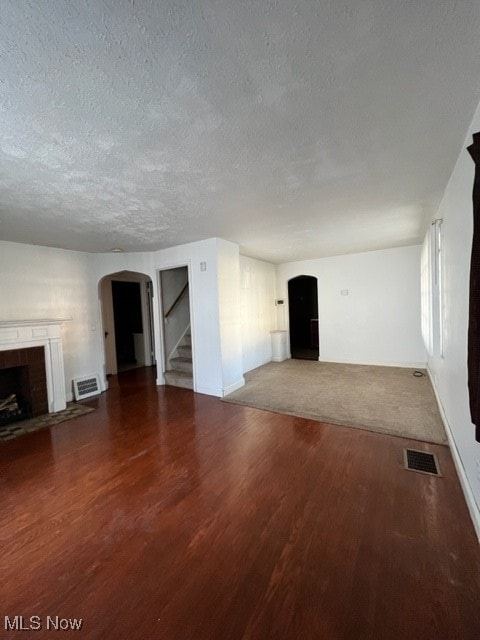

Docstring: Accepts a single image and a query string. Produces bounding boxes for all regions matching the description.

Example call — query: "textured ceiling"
[0,1,479,263]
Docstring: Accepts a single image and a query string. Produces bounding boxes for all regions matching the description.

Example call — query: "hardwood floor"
[1,367,479,639]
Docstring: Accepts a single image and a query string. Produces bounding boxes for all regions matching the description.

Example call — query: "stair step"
[169,357,193,373]
[164,370,193,390]
[177,345,192,358]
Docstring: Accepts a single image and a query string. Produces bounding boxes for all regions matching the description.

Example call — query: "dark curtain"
[467,132,480,442]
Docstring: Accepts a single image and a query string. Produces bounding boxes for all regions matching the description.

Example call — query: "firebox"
[0,347,48,426]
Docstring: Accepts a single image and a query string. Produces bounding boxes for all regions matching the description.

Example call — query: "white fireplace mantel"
[0,317,73,328]
[0,319,71,413]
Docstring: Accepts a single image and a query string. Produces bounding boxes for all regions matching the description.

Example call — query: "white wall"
[240,255,276,373]
[217,239,245,393]
[276,245,426,367]
[0,241,100,400]
[427,101,480,537]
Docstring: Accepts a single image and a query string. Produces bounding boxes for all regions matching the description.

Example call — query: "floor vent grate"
[73,375,101,401]
[403,448,442,477]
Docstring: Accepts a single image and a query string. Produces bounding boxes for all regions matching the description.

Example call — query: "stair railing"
[164,282,189,318]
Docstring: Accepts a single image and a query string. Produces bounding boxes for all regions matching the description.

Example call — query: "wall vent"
[73,375,101,401]
[403,448,442,477]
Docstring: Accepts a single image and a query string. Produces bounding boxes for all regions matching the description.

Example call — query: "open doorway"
[159,266,193,390]
[112,281,143,371]
[288,275,319,361]
[99,271,155,377]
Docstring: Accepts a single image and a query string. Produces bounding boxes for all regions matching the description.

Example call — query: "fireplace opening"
[0,347,48,428]
[0,365,33,426]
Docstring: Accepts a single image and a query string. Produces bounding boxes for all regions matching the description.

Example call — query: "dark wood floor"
[1,368,479,639]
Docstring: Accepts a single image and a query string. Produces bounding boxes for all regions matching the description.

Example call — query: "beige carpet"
[223,361,447,444]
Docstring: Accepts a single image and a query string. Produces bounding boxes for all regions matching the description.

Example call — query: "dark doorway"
[112,281,143,371]
[288,276,319,360]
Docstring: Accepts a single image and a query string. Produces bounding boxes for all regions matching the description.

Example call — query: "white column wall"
[240,255,276,373]
[217,239,244,393]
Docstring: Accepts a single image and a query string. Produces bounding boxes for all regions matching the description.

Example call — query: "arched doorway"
[288,275,319,360]
[99,271,155,376]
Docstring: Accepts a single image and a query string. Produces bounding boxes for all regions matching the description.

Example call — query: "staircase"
[164,327,193,390]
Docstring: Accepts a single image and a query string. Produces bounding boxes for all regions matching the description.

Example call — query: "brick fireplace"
[0,320,68,416]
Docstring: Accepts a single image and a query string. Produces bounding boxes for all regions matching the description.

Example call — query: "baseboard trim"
[195,385,223,398]
[244,357,274,372]
[427,366,480,542]
[318,357,427,369]
[223,378,245,396]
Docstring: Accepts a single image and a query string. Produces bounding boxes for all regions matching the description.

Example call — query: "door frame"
[156,260,196,391]
[99,271,155,379]
[286,274,320,360]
